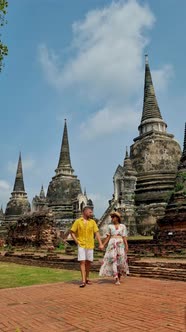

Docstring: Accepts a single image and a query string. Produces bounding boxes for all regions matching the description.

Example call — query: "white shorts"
[78,246,94,262]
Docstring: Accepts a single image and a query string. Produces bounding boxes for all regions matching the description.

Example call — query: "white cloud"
[38,0,174,139]
[39,1,155,96]
[80,104,140,139]
[38,45,62,90]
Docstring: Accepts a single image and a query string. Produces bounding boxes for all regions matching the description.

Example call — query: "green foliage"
[0,0,8,72]
[175,183,184,192]
[180,172,186,180]
[58,242,65,250]
[164,191,174,202]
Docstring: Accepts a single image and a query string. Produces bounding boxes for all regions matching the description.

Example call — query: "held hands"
[99,244,104,250]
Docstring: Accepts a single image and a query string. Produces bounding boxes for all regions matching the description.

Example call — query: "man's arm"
[70,231,79,246]
[70,220,79,245]
[95,231,104,250]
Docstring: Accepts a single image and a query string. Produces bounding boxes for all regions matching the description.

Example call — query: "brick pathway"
[0,277,185,332]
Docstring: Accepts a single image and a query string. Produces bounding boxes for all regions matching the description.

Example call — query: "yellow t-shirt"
[71,217,99,249]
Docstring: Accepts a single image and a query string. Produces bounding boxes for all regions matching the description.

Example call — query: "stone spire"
[138,55,167,137]
[141,55,162,121]
[0,204,4,216]
[47,120,84,223]
[55,119,74,176]
[5,153,31,222]
[39,185,45,199]
[13,152,25,192]
[123,147,134,172]
[179,122,186,166]
[0,205,4,222]
[125,146,129,158]
[32,185,47,212]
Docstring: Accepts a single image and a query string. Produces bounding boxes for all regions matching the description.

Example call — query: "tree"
[0,0,8,72]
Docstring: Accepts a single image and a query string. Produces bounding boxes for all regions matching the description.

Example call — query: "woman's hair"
[115,215,121,223]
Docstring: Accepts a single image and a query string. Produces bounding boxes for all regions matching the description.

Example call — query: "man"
[71,206,103,287]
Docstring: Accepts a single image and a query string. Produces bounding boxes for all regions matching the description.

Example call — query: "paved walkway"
[0,277,185,332]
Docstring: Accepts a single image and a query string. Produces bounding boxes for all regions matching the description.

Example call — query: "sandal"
[79,282,86,288]
[115,279,120,285]
[115,277,120,285]
[86,280,92,285]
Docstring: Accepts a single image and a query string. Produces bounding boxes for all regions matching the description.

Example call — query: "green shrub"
[175,183,184,192]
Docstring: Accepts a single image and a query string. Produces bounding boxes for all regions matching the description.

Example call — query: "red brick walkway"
[0,277,185,332]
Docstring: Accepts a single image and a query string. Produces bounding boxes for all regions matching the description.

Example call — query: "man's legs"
[85,260,91,281]
[78,247,93,287]
[85,248,93,284]
[80,260,86,284]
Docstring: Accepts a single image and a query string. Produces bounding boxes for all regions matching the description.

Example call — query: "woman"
[99,211,129,285]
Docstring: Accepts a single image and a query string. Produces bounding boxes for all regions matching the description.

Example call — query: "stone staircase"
[128,258,186,282]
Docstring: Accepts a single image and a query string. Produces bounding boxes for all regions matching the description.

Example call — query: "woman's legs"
[115,276,120,285]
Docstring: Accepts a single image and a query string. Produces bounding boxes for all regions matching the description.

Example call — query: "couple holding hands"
[70,206,129,287]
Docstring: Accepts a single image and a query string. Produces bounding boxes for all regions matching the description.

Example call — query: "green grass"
[0,262,98,289]
[128,235,153,240]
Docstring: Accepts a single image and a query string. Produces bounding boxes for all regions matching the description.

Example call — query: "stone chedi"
[156,123,186,246]
[130,55,181,233]
[99,56,181,236]
[0,206,4,224]
[32,185,47,212]
[5,153,31,222]
[46,120,92,228]
[98,148,137,236]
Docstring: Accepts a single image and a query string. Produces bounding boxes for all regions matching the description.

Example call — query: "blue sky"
[0,0,186,218]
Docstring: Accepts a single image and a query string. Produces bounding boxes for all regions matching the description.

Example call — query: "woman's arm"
[102,234,111,247]
[123,236,128,253]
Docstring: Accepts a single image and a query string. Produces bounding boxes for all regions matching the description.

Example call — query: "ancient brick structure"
[155,123,186,245]
[5,153,31,223]
[99,56,181,236]
[6,210,59,247]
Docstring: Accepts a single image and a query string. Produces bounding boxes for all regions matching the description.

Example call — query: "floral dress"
[99,224,129,278]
